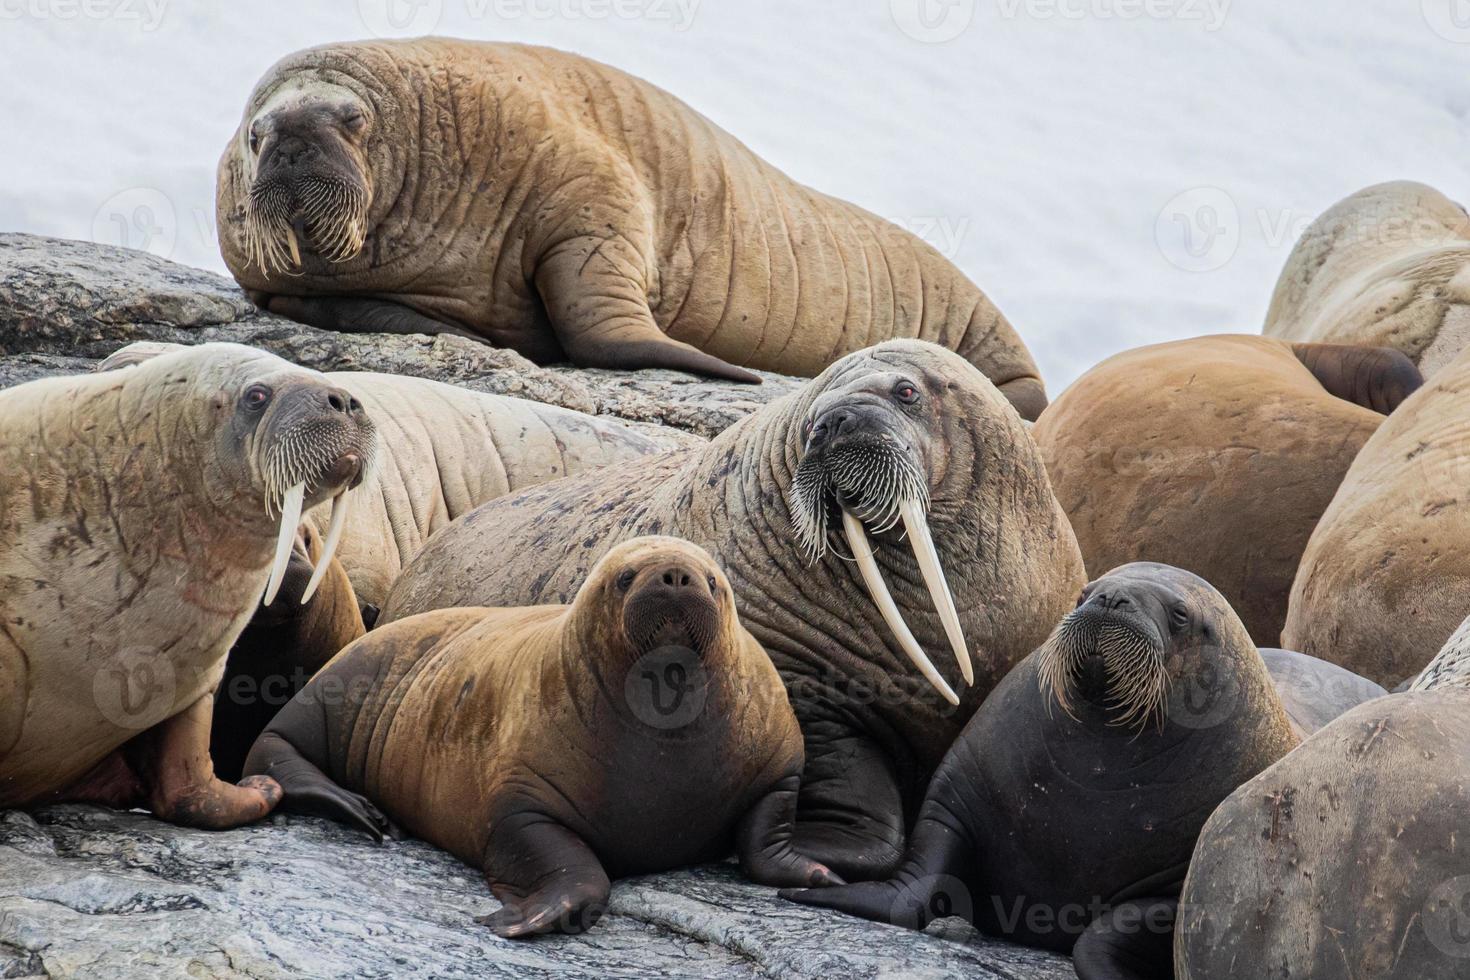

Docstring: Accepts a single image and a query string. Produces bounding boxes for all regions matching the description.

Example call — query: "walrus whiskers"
[1035,609,1169,731]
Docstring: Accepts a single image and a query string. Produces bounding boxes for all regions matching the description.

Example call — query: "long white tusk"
[299,490,350,605]
[842,509,959,706]
[262,482,305,607]
[285,224,302,268]
[899,498,973,686]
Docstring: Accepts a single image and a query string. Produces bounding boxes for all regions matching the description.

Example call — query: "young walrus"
[244,537,838,937]
[0,343,377,828]
[783,564,1302,980]
[215,39,1049,419]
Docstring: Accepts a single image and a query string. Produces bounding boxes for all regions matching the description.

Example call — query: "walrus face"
[242,86,373,276]
[607,541,727,659]
[790,358,972,705]
[1036,563,1215,731]
[193,345,377,607]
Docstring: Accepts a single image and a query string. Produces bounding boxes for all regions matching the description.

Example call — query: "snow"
[1,0,1467,390]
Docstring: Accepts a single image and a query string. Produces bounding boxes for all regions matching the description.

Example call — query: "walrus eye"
[1170,604,1190,632]
[616,569,637,591]
[242,384,272,412]
[248,127,260,154]
[893,382,920,405]
[342,109,367,134]
[706,574,717,592]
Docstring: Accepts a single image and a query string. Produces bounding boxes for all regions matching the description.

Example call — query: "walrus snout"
[621,560,721,655]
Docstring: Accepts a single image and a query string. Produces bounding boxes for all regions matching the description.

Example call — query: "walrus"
[1264,180,1470,376]
[101,340,679,607]
[379,340,1085,880]
[781,563,1303,979]
[1284,340,1470,687]
[244,537,838,937]
[215,39,1050,420]
[0,343,376,828]
[1034,334,1421,645]
[1176,614,1470,979]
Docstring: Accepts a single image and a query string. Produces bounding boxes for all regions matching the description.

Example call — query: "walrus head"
[593,537,729,660]
[788,342,997,706]
[1036,563,1232,732]
[239,82,374,277]
[102,342,378,608]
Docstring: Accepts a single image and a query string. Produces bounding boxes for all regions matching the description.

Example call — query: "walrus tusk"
[899,498,973,686]
[285,223,302,269]
[842,509,959,706]
[300,489,350,605]
[263,482,306,607]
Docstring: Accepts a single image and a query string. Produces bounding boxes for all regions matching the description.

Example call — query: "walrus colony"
[5,35,1468,980]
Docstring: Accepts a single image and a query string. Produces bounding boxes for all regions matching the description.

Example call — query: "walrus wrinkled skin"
[381,340,1085,880]
[215,39,1049,419]
[1034,335,1420,646]
[210,521,364,782]
[1284,341,1470,687]
[245,537,836,937]
[1177,619,1469,979]
[1264,180,1470,376]
[103,340,678,607]
[782,564,1300,980]
[0,343,376,829]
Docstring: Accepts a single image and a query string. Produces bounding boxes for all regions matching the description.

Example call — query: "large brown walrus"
[379,340,1086,880]
[1177,615,1470,979]
[245,537,837,937]
[215,39,1050,419]
[0,343,376,828]
[1264,181,1470,376]
[1034,335,1421,646]
[1284,341,1470,687]
[102,340,678,607]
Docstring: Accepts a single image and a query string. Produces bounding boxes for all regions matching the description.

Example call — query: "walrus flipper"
[534,244,761,384]
[477,810,612,938]
[257,294,487,343]
[1070,897,1178,980]
[1290,342,1423,414]
[735,774,844,888]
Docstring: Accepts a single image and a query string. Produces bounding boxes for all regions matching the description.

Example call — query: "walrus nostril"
[659,567,694,588]
[324,389,354,414]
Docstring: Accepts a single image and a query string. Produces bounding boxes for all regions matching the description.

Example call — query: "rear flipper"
[1071,897,1178,980]
[784,723,908,882]
[1291,342,1423,414]
[242,689,399,843]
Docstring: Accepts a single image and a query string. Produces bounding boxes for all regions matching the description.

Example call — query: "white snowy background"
[1,0,1467,390]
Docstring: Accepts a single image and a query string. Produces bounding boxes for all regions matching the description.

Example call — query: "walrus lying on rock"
[783,564,1323,980]
[245,537,837,937]
[102,340,675,607]
[1034,335,1420,645]
[1264,180,1470,376]
[0,343,376,828]
[381,340,1085,880]
[216,39,1049,419]
[1177,613,1468,979]
[1285,340,1470,687]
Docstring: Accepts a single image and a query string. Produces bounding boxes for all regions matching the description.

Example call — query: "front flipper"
[736,774,843,887]
[477,811,612,938]
[244,732,398,843]
[780,803,975,929]
[255,293,487,343]
[1071,897,1178,980]
[535,241,761,384]
[787,721,907,881]
[1290,342,1423,414]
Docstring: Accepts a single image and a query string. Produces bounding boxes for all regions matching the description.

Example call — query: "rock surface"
[0,235,1072,979]
[0,234,800,438]
[0,807,1072,980]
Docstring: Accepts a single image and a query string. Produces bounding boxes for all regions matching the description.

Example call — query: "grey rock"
[0,234,794,438]
[0,806,1072,980]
